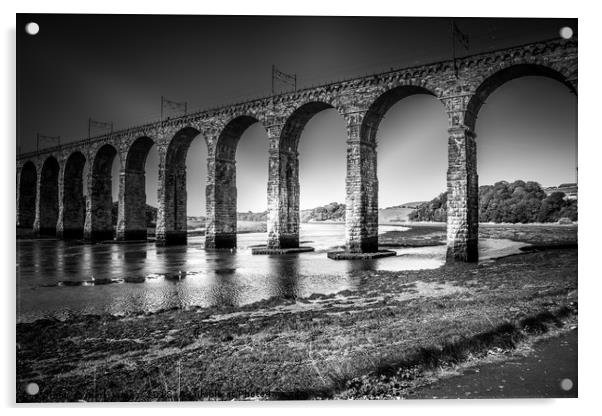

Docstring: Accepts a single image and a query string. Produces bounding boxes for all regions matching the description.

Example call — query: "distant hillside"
[384,201,426,210]
[301,202,345,223]
[300,202,420,223]
[378,206,416,223]
[237,211,267,222]
[410,180,578,223]
[106,199,422,229]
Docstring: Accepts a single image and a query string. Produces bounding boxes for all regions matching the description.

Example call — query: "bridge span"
[16,37,577,261]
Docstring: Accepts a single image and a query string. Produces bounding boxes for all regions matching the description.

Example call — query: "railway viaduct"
[16,37,577,262]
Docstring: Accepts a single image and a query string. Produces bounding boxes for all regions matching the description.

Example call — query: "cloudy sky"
[17,15,577,215]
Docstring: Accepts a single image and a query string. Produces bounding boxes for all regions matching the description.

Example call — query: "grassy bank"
[379,222,577,248]
[16,222,577,401]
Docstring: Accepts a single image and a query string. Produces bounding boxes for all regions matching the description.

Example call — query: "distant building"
[544,183,578,200]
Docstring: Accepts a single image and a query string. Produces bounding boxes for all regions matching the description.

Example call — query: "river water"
[16,223,525,323]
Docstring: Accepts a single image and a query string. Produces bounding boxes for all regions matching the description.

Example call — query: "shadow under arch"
[267,101,339,249]
[18,161,37,228]
[60,151,86,239]
[158,126,207,246]
[37,156,60,236]
[117,136,155,241]
[465,64,577,131]
[207,115,264,249]
[85,143,118,241]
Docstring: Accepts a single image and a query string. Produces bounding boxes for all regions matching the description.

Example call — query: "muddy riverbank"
[16,224,577,402]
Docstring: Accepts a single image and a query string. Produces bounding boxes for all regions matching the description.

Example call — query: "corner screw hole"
[559,27,573,40]
[25,382,39,395]
[560,378,573,391]
[25,22,39,36]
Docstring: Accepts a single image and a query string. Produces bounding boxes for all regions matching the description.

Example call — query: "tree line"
[409,180,577,223]
[108,180,576,227]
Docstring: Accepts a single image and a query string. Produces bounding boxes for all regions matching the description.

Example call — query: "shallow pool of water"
[16,223,522,322]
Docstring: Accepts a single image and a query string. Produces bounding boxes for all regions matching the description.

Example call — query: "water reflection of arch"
[85,243,116,281]
[268,254,301,300]
[206,265,240,308]
[115,243,149,281]
[153,244,189,277]
[33,240,62,284]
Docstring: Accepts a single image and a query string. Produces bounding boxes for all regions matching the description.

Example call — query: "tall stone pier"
[446,126,479,261]
[266,145,300,249]
[84,144,117,241]
[57,152,86,239]
[117,137,155,241]
[205,157,238,249]
[345,114,379,253]
[156,164,188,246]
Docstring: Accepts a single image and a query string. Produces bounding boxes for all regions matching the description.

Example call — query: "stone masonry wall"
[345,113,379,253]
[206,158,237,248]
[446,127,478,261]
[267,149,299,249]
[84,173,114,241]
[116,169,147,240]
[156,165,187,245]
[34,159,59,236]
[57,155,85,239]
[17,163,37,228]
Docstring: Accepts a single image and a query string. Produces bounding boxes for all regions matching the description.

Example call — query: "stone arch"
[342,86,440,253]
[165,126,205,169]
[206,115,262,249]
[60,151,86,238]
[361,85,438,144]
[465,63,577,131]
[17,161,37,228]
[280,102,335,152]
[446,63,577,262]
[84,143,118,241]
[126,136,155,171]
[216,115,259,160]
[37,156,60,236]
[117,136,155,240]
[157,127,206,245]
[267,101,341,249]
